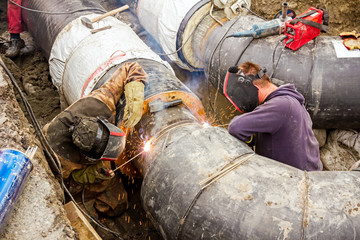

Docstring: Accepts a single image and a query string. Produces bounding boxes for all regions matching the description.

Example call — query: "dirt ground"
[252,0,360,36]
[0,0,359,239]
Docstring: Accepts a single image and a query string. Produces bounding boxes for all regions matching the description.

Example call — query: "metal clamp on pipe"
[149,99,183,113]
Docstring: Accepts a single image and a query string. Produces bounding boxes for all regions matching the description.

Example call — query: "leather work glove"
[71,161,113,184]
[123,81,145,128]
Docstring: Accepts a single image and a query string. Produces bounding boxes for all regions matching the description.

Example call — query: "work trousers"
[7,0,23,34]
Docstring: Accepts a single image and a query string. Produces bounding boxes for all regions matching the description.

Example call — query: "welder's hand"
[71,161,113,184]
[123,81,145,128]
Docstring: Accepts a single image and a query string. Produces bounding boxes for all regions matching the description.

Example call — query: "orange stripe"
[100,157,117,161]
[111,131,126,137]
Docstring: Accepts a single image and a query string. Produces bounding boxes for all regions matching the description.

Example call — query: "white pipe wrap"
[137,0,202,71]
[49,14,171,104]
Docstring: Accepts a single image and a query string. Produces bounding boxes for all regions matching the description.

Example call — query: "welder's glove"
[123,81,145,128]
[71,161,113,184]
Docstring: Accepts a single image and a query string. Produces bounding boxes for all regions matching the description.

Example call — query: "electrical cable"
[0,60,124,239]
[0,60,62,176]
[213,33,254,114]
[207,15,242,116]
[234,37,254,66]
[242,5,267,21]
[270,37,294,79]
[213,35,232,114]
[270,35,288,79]
[8,0,106,15]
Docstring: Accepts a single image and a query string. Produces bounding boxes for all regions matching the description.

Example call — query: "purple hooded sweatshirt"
[228,84,322,171]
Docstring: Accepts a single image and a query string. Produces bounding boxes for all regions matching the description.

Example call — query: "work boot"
[5,38,25,58]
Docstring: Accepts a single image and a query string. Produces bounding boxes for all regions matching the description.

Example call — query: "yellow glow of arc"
[144,140,152,152]
[202,122,211,128]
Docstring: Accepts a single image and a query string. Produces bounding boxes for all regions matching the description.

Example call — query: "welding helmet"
[223,66,266,113]
[71,117,126,162]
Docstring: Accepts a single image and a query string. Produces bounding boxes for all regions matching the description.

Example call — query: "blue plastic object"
[233,19,283,38]
[0,149,33,232]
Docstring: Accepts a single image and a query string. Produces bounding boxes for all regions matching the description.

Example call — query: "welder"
[43,62,147,216]
[225,61,322,171]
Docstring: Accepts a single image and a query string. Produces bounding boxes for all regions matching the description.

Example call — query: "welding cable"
[269,35,288,79]
[8,0,106,15]
[174,152,255,239]
[212,34,233,114]
[213,35,255,114]
[211,35,255,114]
[0,60,126,238]
[233,37,254,66]
[241,3,267,21]
[270,37,294,79]
[207,15,242,115]
[0,60,62,176]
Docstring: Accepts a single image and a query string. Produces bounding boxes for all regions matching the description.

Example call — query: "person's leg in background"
[6,0,24,57]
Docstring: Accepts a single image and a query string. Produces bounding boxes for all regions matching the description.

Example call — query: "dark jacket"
[228,84,322,171]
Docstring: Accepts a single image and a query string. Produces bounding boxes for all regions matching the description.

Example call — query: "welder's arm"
[88,62,147,116]
[228,103,285,142]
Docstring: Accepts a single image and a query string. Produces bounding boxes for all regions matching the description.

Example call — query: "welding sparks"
[144,140,152,152]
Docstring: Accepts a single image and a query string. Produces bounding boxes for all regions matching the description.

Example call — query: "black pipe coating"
[203,15,360,129]
[22,0,105,58]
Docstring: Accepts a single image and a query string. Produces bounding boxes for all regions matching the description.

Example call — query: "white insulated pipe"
[49,14,172,104]
[136,0,202,71]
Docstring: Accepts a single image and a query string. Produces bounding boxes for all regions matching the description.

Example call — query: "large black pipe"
[138,116,360,239]
[203,15,360,129]
[22,0,105,58]
[20,1,360,239]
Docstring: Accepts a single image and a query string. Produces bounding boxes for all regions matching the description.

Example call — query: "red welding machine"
[284,7,328,51]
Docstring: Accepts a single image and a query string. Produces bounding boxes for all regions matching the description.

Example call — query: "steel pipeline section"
[203,15,360,129]
[21,0,360,239]
[120,0,360,129]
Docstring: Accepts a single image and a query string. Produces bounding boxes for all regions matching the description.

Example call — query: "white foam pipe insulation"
[49,15,172,104]
[21,0,360,239]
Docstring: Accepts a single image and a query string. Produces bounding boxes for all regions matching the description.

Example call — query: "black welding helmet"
[223,66,266,113]
[71,116,126,162]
